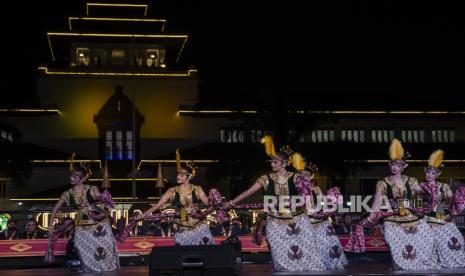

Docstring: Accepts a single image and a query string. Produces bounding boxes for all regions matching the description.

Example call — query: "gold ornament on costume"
[79,162,93,181]
[175,149,197,178]
[186,161,197,177]
[279,145,294,158]
[306,162,319,178]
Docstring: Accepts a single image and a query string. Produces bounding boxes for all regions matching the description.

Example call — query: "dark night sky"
[1,0,464,108]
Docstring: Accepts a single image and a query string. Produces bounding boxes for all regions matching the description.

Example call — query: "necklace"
[276,172,288,184]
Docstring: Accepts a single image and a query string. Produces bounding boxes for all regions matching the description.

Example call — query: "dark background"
[1,0,464,107]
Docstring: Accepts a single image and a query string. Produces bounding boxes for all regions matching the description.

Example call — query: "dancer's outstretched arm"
[199,189,210,206]
[139,190,172,219]
[227,181,263,207]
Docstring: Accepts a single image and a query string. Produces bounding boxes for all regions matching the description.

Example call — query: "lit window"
[76,48,90,66]
[232,130,238,143]
[329,129,335,141]
[389,130,395,141]
[432,128,454,143]
[444,130,449,143]
[401,130,406,142]
[105,131,113,160]
[126,131,133,160]
[250,130,256,143]
[237,130,245,143]
[354,130,360,143]
[419,130,425,142]
[360,129,365,143]
[413,130,419,143]
[341,128,365,143]
[371,130,377,143]
[146,49,159,67]
[323,130,329,142]
[220,129,227,143]
[116,131,123,160]
[371,128,394,143]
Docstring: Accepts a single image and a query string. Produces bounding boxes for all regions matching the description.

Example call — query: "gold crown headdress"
[260,135,295,164]
[175,149,196,177]
[186,161,197,177]
[306,162,319,175]
[280,145,294,158]
[77,162,93,181]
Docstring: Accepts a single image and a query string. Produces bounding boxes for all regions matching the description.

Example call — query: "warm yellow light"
[38,67,196,77]
[86,3,149,16]
[68,17,167,31]
[0,108,62,115]
[150,54,155,58]
[160,64,166,68]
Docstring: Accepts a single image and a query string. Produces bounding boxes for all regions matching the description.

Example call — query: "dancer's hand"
[135,213,146,221]
[223,200,236,209]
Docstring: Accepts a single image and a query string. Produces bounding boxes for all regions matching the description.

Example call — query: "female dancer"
[367,139,439,270]
[421,149,465,267]
[48,166,119,272]
[291,152,348,269]
[138,150,214,245]
[226,136,325,271]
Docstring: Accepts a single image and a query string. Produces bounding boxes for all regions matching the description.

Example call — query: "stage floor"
[3,264,465,275]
